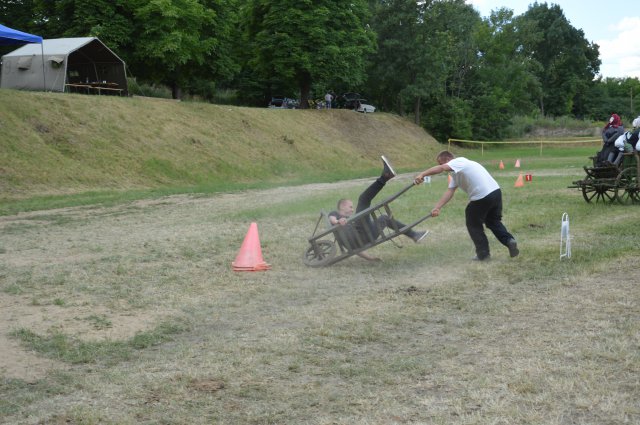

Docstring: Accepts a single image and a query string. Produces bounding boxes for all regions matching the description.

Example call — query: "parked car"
[357,102,376,113]
[336,92,361,109]
[337,92,375,112]
[268,96,298,109]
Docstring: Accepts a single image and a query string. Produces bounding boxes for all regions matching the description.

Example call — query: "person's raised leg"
[356,156,397,213]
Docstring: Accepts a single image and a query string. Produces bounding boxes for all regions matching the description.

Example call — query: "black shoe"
[507,239,519,258]
[381,155,396,180]
[472,254,490,261]
[411,230,429,243]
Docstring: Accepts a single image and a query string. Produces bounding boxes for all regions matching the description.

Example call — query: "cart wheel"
[581,183,616,203]
[615,168,640,204]
[303,240,337,267]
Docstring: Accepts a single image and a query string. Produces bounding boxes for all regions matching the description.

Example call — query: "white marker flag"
[560,213,571,260]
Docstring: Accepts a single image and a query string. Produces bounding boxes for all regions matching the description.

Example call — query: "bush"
[127,78,172,99]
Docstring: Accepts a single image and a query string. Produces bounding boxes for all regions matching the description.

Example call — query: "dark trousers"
[336,177,410,249]
[356,177,385,213]
[465,189,514,259]
[353,177,410,244]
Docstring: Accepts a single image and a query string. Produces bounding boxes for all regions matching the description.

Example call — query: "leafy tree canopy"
[514,2,600,116]
[244,0,375,107]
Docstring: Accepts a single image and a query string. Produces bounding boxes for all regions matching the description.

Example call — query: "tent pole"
[41,41,46,91]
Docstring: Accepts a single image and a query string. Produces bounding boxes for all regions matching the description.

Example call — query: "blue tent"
[0,23,43,45]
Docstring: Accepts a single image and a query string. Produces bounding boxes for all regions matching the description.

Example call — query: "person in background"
[324,92,333,109]
[413,150,519,261]
[612,115,640,164]
[329,156,429,262]
[602,113,624,144]
[597,113,625,166]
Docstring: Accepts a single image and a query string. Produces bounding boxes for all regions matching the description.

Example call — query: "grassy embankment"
[0,89,442,214]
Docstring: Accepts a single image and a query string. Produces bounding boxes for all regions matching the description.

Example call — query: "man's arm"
[414,164,452,184]
[330,217,347,226]
[328,214,347,226]
[431,187,456,217]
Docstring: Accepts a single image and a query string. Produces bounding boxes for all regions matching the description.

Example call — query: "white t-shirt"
[447,157,500,201]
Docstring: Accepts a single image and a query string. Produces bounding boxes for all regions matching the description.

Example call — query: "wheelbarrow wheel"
[303,240,337,267]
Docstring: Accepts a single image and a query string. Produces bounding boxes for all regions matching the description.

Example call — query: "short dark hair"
[436,150,454,163]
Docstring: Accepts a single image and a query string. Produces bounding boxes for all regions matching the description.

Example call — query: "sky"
[465,0,640,79]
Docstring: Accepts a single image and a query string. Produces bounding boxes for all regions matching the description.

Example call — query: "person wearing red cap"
[597,113,625,166]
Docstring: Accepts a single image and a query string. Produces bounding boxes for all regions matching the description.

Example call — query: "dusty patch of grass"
[0,163,638,424]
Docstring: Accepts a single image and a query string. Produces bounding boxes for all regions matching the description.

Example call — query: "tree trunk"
[298,72,311,109]
[172,83,182,100]
[396,94,404,116]
[414,96,421,125]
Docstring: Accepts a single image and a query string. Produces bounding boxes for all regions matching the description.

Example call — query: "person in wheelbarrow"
[328,156,429,262]
[414,150,519,261]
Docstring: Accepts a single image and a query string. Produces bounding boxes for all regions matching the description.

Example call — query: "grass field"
[1,147,638,424]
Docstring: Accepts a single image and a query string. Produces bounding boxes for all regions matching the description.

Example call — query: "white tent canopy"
[1,37,128,95]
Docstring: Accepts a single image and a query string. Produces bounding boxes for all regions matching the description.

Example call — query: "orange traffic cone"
[514,173,524,188]
[515,159,521,168]
[232,222,271,271]
[499,160,504,169]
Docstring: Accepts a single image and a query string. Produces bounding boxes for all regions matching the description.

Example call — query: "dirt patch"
[0,178,376,383]
[0,292,172,382]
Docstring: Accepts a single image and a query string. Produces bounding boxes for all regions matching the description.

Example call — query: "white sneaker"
[412,230,429,243]
[381,155,396,180]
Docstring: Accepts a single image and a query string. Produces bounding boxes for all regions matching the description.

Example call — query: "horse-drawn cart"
[569,151,639,204]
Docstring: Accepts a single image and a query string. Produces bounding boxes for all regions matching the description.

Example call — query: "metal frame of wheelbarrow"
[303,183,432,267]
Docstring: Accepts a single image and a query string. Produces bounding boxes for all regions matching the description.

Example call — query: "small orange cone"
[515,159,521,168]
[514,173,524,188]
[232,222,271,272]
[447,174,452,184]
[499,160,504,169]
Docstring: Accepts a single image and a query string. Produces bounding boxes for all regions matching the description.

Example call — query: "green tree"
[0,0,39,33]
[14,0,137,50]
[514,2,600,116]
[368,0,481,133]
[587,77,640,121]
[367,0,424,115]
[130,0,239,99]
[466,8,540,139]
[244,0,375,108]
[416,0,482,140]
